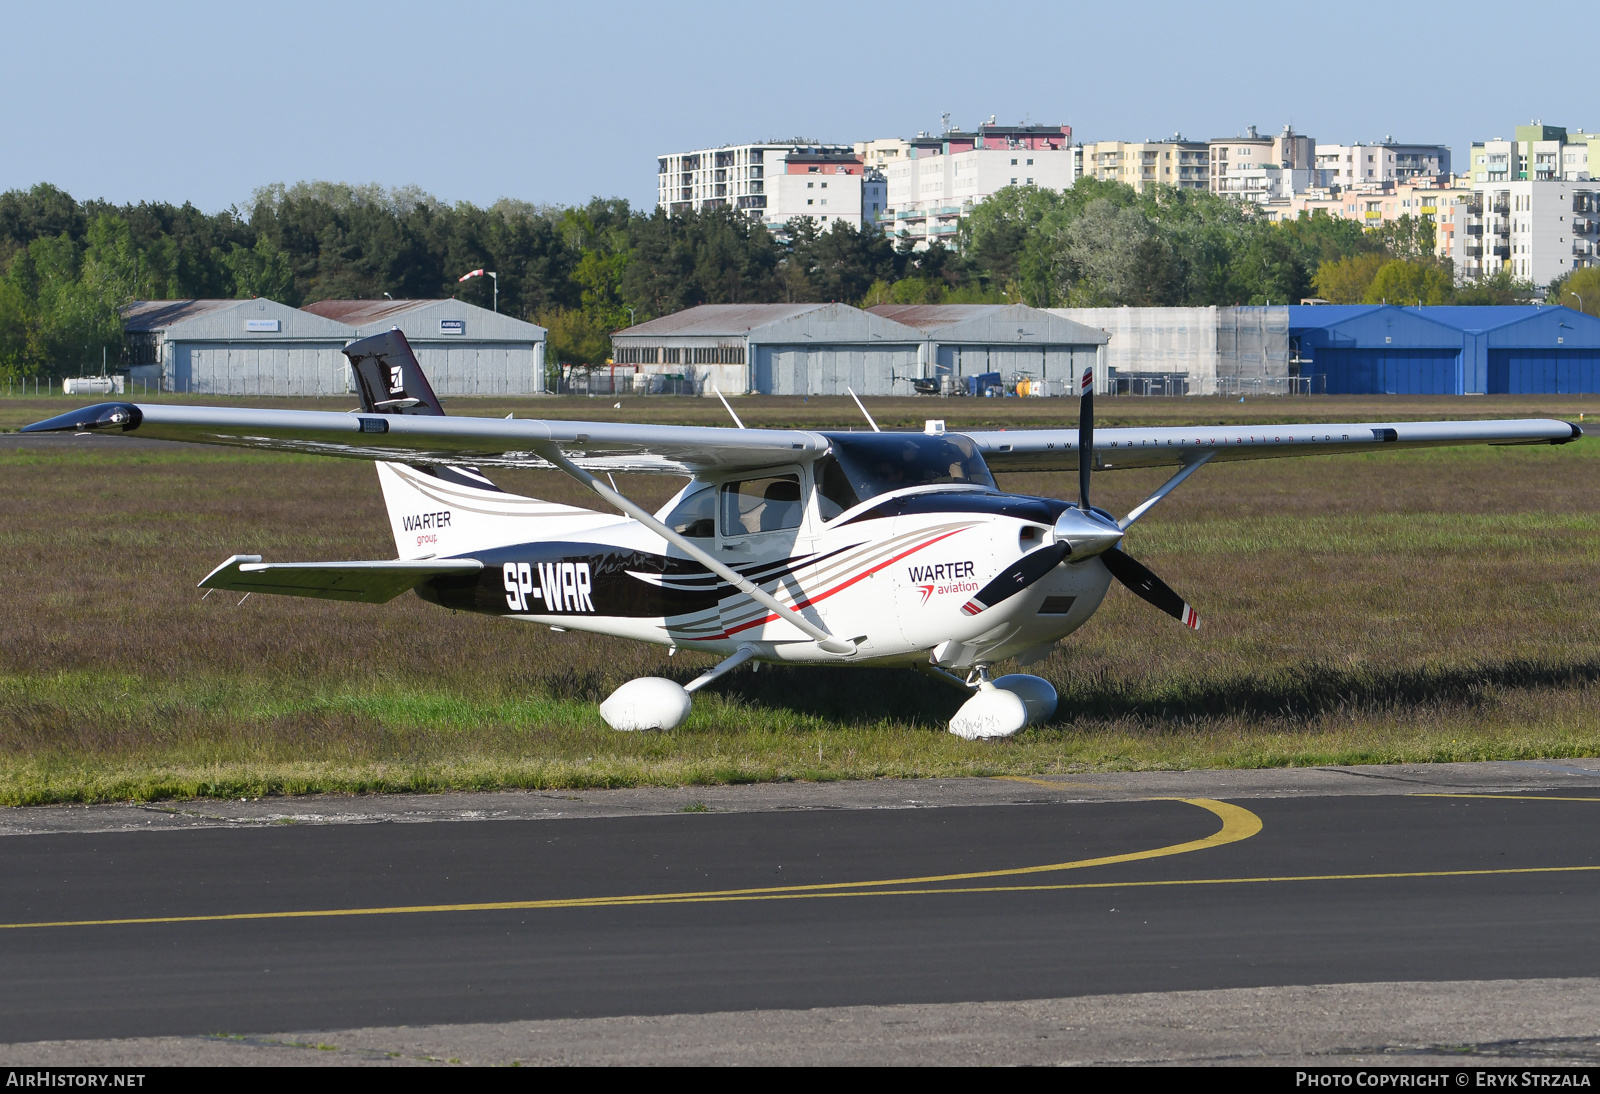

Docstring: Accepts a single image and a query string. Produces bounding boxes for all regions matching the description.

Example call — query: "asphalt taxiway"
[2,761,1599,1065]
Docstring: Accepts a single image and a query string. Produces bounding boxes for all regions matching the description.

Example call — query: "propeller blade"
[1077,363,1094,512]
[1100,548,1200,631]
[961,543,1070,617]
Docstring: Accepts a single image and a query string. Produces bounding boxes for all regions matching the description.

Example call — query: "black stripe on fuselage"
[417,541,860,619]
[841,491,1072,527]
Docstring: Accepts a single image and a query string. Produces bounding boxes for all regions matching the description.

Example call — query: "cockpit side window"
[664,486,715,538]
[814,455,862,523]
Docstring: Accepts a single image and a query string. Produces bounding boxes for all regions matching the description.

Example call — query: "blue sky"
[4,0,1595,214]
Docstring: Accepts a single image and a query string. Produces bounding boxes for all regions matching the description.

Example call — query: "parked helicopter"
[24,330,1582,738]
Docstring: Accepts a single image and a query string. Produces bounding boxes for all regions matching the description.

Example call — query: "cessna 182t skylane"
[25,330,1584,739]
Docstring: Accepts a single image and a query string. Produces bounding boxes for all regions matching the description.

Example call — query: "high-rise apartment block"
[876,123,1074,247]
[1458,180,1599,283]
[1314,141,1451,186]
[1208,126,1317,201]
[657,143,887,232]
[1080,136,1209,193]
[1471,123,1596,183]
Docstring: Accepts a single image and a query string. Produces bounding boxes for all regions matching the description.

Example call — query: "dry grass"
[2,393,1598,803]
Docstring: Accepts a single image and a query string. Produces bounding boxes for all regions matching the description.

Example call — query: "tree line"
[1,178,1589,379]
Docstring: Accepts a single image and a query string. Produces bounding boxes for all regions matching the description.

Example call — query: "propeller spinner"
[972,364,1201,631]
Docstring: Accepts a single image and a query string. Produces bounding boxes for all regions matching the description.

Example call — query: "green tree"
[1277,209,1377,269]
[222,234,295,302]
[537,306,613,366]
[1372,215,1436,262]
[1454,268,1538,306]
[1550,266,1600,316]
[0,276,29,379]
[1312,251,1388,303]
[1363,259,1454,305]
[1228,231,1308,305]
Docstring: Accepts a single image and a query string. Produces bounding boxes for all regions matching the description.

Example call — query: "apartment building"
[855,138,912,173]
[657,142,886,231]
[1460,180,1599,283]
[767,152,887,233]
[1315,141,1451,186]
[1471,123,1597,183]
[1263,178,1473,263]
[1210,125,1316,198]
[1080,135,1209,193]
[881,122,1074,248]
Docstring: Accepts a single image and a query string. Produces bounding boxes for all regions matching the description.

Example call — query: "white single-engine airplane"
[25,331,1583,738]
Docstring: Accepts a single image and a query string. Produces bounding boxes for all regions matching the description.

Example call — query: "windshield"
[822,432,996,502]
[663,485,715,538]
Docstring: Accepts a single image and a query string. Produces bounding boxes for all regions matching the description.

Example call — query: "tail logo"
[388,365,404,394]
[504,561,595,613]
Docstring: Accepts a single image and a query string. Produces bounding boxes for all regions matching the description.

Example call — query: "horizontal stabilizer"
[199,554,482,604]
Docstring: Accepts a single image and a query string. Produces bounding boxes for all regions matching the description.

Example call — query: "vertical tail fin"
[344,329,445,416]
[344,328,507,553]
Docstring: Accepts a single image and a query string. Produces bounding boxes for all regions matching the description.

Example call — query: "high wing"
[22,401,1581,476]
[199,554,483,603]
[967,418,1583,473]
[22,402,824,475]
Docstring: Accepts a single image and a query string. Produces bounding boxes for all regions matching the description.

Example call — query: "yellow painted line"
[1415,794,1600,802]
[0,798,1260,932]
[598,863,1600,906]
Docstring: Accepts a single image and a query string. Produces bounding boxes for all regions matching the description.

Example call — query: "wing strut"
[1118,452,1214,530]
[536,445,856,656]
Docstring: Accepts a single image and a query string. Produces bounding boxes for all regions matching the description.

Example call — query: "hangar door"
[1314,348,1462,395]
[414,345,538,395]
[176,344,348,396]
[935,345,1094,394]
[1487,349,1600,394]
[754,346,912,395]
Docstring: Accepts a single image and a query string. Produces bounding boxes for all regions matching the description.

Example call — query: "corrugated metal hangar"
[123,299,355,396]
[301,300,546,395]
[121,299,547,397]
[614,303,920,396]
[615,302,1108,396]
[868,304,1108,396]
[1290,305,1600,395]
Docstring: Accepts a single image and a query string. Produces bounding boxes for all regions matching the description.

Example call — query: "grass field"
[3,392,1598,804]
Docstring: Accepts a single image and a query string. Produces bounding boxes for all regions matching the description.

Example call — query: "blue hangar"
[1288,305,1600,395]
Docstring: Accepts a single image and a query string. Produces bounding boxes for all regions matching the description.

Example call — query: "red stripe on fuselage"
[693,526,971,642]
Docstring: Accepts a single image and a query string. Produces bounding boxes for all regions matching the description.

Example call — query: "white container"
[63,377,123,395]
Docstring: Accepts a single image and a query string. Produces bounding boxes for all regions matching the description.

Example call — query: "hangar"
[614,303,923,396]
[301,299,547,395]
[1290,305,1600,395]
[868,304,1108,395]
[122,299,356,396]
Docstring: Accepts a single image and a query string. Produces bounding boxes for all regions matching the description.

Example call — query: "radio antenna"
[712,385,745,429]
[847,387,881,432]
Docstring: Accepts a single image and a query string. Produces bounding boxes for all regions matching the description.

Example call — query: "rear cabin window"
[824,432,996,501]
[721,474,804,536]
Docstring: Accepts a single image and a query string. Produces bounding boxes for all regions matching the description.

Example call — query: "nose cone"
[1052,507,1124,562]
